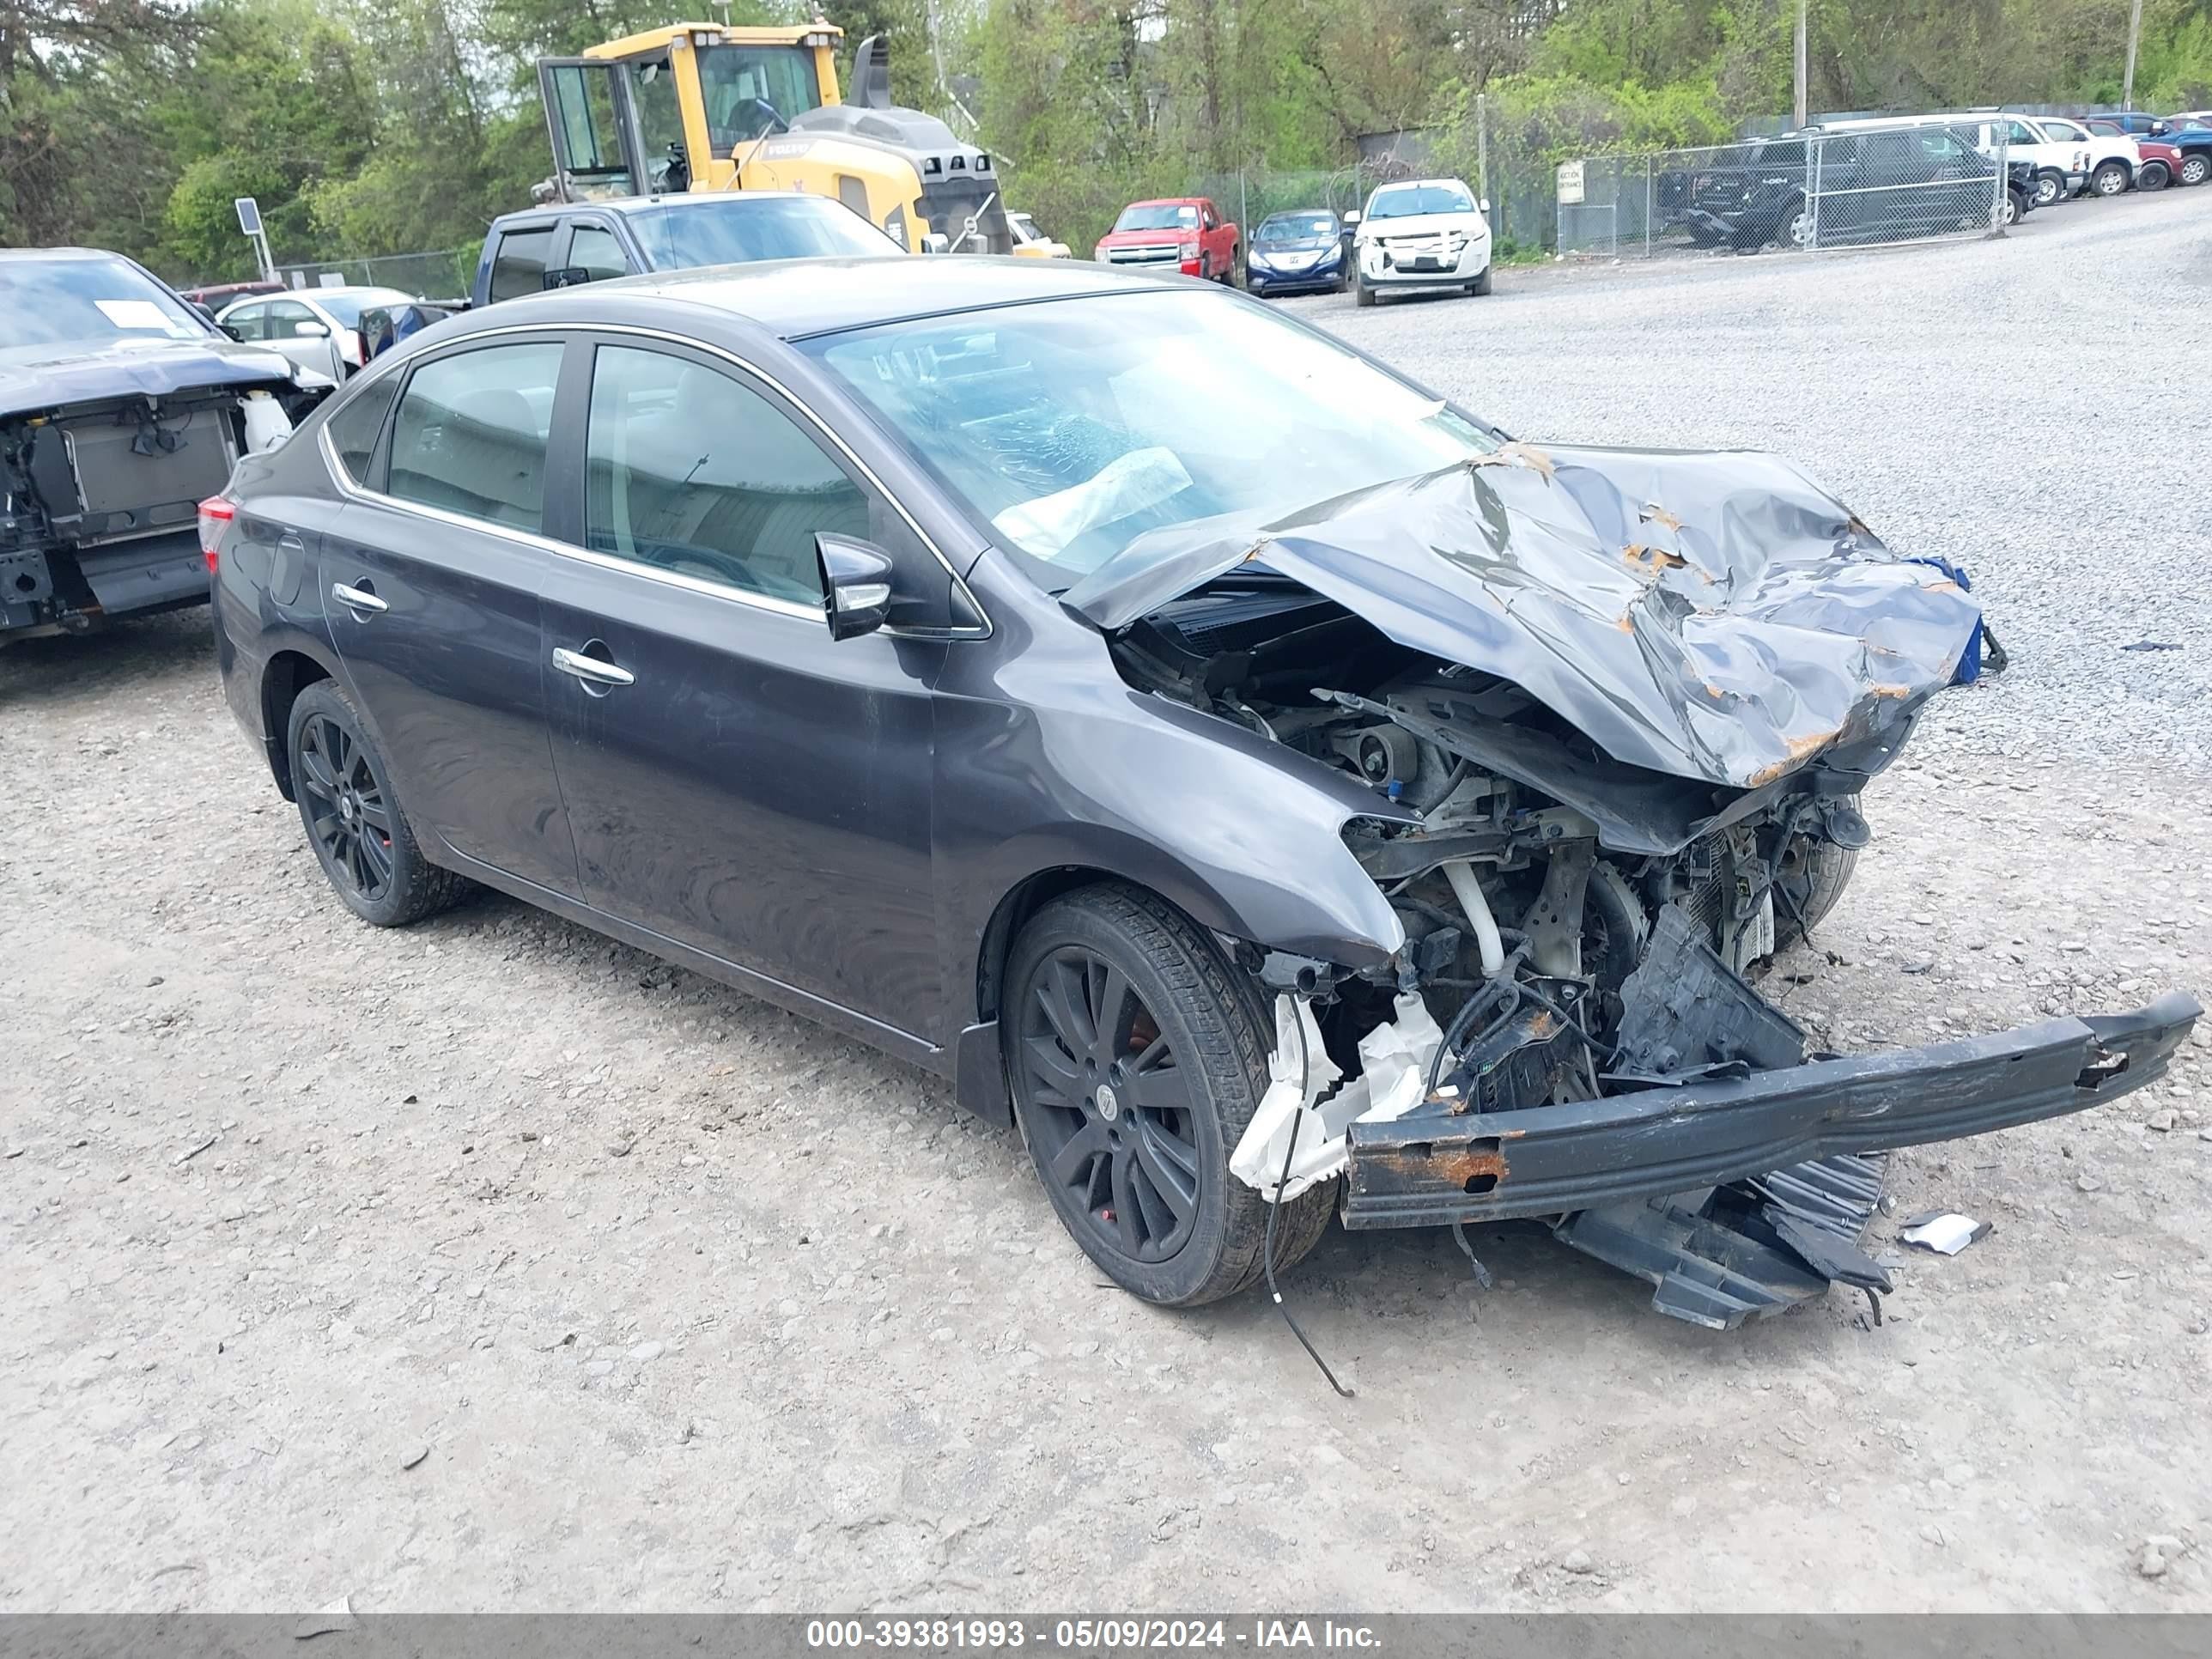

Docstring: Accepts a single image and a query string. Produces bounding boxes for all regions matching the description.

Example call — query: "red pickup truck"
[1092,197,1240,283]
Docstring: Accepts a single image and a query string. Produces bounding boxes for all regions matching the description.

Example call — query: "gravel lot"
[6,191,2211,1614]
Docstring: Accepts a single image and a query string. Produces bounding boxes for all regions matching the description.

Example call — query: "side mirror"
[1341,210,1362,226]
[920,233,950,253]
[816,533,895,641]
[220,323,246,342]
[1478,198,1492,216]
[295,319,331,338]
[541,265,592,289]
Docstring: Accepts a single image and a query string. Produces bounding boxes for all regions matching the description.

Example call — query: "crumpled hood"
[1060,444,1983,792]
[0,335,301,418]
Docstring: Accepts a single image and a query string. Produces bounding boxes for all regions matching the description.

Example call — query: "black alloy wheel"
[1005,884,1334,1306]
[297,708,395,904]
[285,679,470,927]
[1019,944,1202,1265]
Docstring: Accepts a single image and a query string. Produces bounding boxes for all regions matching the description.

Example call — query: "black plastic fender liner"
[1340,992,2202,1231]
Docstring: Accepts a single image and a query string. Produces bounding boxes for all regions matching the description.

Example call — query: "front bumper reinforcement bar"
[1341,993,2201,1230]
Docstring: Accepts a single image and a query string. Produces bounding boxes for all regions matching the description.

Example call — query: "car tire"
[2034,170,2064,206]
[2092,160,2130,197]
[1219,244,1239,286]
[1468,264,1493,296]
[2140,161,2170,191]
[2181,155,2210,187]
[2003,188,2026,226]
[1005,882,1335,1307]
[1353,272,1377,307]
[1774,820,1861,950]
[286,680,470,928]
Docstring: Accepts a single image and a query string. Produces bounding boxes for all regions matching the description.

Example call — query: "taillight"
[198,495,236,573]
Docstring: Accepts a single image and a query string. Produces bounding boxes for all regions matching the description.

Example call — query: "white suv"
[1350,178,1493,307]
[2027,113,2143,197]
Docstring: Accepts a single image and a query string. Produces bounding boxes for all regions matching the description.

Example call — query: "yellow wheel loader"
[537,21,1012,255]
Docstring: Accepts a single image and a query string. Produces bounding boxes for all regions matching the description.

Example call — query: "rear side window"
[388,342,564,531]
[489,228,554,302]
[326,374,401,485]
[583,343,866,604]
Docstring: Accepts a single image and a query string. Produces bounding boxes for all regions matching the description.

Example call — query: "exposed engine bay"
[1105,576,2199,1328]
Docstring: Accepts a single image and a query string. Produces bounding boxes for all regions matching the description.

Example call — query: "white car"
[1349,178,1492,307]
[214,286,420,381]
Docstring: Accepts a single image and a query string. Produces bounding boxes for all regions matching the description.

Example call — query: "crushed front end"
[1080,443,2202,1326]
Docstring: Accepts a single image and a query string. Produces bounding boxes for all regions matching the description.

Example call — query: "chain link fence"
[1556,129,2017,262]
[270,246,474,301]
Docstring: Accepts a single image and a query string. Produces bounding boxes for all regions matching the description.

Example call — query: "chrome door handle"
[551,646,635,688]
[331,581,386,615]
[278,532,307,552]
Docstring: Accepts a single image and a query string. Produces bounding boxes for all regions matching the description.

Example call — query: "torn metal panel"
[1062,445,1979,792]
[1340,991,2202,1231]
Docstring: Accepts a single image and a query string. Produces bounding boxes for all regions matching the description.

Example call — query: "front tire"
[287,680,470,927]
[1468,264,1493,296]
[1006,884,1334,1307]
[1353,271,1376,307]
[2140,161,2170,191]
[2181,155,2210,187]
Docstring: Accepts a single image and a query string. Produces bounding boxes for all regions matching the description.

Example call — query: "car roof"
[1260,208,1335,220]
[489,191,823,229]
[0,246,138,263]
[1125,198,1202,208]
[451,253,1198,341]
[1371,178,1471,191]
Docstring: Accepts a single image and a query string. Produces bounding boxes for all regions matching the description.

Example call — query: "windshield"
[626,198,900,268]
[0,255,211,351]
[313,289,417,326]
[698,45,823,146]
[1114,204,1198,232]
[1256,213,1335,245]
[803,289,1492,586]
[1367,184,1474,219]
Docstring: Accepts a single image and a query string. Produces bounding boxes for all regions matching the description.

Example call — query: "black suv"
[1673,123,2032,252]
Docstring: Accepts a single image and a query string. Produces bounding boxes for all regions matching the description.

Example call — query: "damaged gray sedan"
[213,258,2199,1324]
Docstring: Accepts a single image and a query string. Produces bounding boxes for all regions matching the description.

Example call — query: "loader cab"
[538,23,842,199]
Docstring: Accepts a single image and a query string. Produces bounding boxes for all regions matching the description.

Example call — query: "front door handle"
[331,580,386,616]
[551,644,635,689]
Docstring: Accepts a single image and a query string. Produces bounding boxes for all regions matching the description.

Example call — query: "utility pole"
[2124,0,2144,108]
[1793,0,1809,130]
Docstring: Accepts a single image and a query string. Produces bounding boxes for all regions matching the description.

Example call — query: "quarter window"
[584,344,866,605]
[489,228,554,302]
[387,342,564,531]
[326,374,402,485]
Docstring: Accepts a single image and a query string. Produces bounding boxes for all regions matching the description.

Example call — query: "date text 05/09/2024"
[803,1620,1383,1650]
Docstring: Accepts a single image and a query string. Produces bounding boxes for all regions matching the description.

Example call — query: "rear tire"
[286,680,470,928]
[2033,170,2064,207]
[1005,883,1334,1307]
[2093,160,2130,197]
